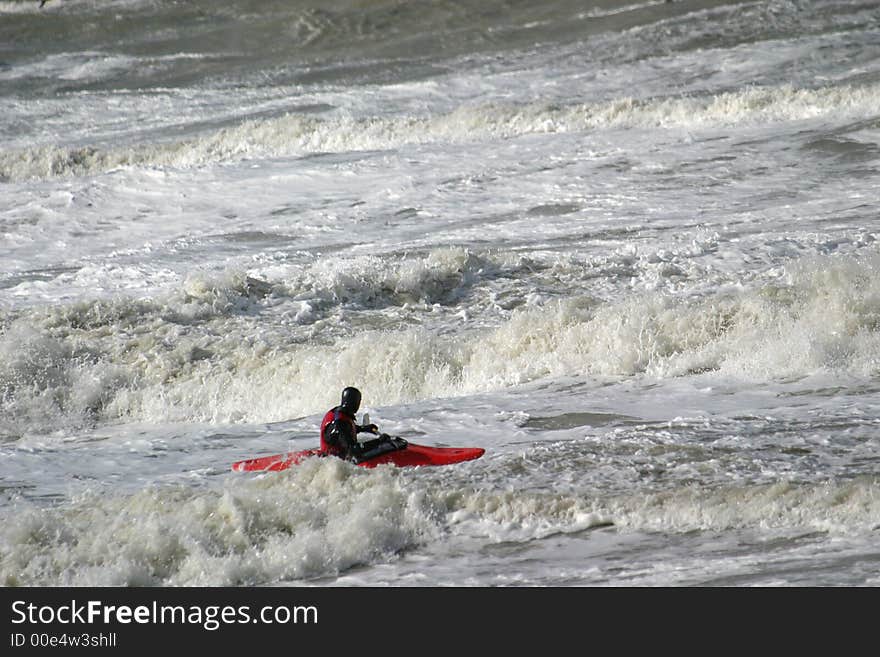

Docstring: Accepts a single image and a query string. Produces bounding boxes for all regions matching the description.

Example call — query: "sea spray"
[0,457,443,586]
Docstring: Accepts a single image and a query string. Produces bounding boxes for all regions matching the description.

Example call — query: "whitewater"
[1,0,879,587]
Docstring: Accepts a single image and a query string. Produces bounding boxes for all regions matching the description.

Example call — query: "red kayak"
[232,441,485,472]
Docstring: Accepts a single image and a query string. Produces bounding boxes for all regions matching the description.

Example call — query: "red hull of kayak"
[231,442,484,472]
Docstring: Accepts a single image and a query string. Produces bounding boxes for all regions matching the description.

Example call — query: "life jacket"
[320,406,357,457]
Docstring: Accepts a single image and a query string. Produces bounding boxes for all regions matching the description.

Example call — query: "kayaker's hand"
[362,423,379,434]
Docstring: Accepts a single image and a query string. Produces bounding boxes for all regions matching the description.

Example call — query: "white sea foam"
[3,456,875,586]
[0,457,442,586]
[4,250,880,435]
[600,477,880,534]
[3,82,877,181]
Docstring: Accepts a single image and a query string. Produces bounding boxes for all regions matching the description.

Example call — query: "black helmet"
[340,387,361,413]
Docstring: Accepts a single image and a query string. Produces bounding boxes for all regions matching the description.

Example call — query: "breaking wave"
[2,455,875,586]
[4,248,880,437]
[0,457,442,586]
[3,82,877,181]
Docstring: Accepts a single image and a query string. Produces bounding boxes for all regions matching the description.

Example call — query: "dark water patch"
[526,203,582,218]
[168,231,300,260]
[777,386,849,398]
[696,531,831,585]
[702,547,880,587]
[506,225,646,254]
[479,521,616,560]
[802,136,880,163]
[269,204,306,217]
[203,430,273,448]
[523,411,640,431]
[62,434,111,445]
[212,230,298,246]
[838,165,880,179]
[0,265,80,290]
[393,207,420,219]
[296,149,388,165]
[777,383,880,399]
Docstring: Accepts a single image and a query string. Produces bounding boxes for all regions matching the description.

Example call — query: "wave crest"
[4,82,877,181]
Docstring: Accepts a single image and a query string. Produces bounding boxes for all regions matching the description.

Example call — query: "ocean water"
[1,0,879,587]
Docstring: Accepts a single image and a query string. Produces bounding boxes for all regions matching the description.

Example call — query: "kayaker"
[320,387,403,463]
